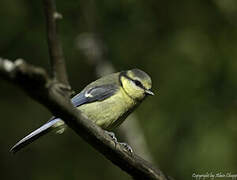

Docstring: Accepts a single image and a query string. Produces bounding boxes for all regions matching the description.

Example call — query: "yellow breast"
[77,87,135,130]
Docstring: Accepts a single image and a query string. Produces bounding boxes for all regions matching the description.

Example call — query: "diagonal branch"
[43,0,69,87]
[0,58,170,180]
[1,1,173,179]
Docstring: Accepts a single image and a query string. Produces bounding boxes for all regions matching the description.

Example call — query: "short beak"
[145,89,154,96]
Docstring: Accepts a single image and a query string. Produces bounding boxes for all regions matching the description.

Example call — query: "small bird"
[10,68,154,153]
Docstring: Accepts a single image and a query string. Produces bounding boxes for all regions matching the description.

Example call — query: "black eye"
[134,80,143,88]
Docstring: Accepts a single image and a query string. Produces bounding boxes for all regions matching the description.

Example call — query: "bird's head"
[119,68,154,101]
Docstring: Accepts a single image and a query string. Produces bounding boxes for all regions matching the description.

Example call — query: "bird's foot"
[104,131,118,143]
[104,131,133,155]
[119,142,133,154]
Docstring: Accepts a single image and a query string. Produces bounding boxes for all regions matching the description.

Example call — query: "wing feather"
[71,84,118,107]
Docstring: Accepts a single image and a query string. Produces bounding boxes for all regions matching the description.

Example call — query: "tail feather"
[10,118,64,153]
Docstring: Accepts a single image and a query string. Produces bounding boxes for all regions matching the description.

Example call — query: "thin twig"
[0,1,172,179]
[0,58,170,180]
[43,0,69,87]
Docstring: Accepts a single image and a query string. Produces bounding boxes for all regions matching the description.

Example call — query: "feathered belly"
[77,90,135,130]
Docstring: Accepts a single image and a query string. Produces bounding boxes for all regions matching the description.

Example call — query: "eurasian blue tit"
[10,68,154,153]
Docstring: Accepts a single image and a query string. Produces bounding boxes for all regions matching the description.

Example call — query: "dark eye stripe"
[134,80,143,88]
[119,72,146,90]
[133,79,147,90]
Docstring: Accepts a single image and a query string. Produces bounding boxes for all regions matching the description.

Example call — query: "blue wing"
[48,84,118,122]
[71,84,118,107]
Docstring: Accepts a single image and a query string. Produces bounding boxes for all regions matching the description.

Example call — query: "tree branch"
[1,1,172,179]
[43,0,69,87]
[0,58,169,180]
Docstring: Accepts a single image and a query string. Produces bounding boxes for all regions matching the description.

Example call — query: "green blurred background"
[1,0,237,179]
